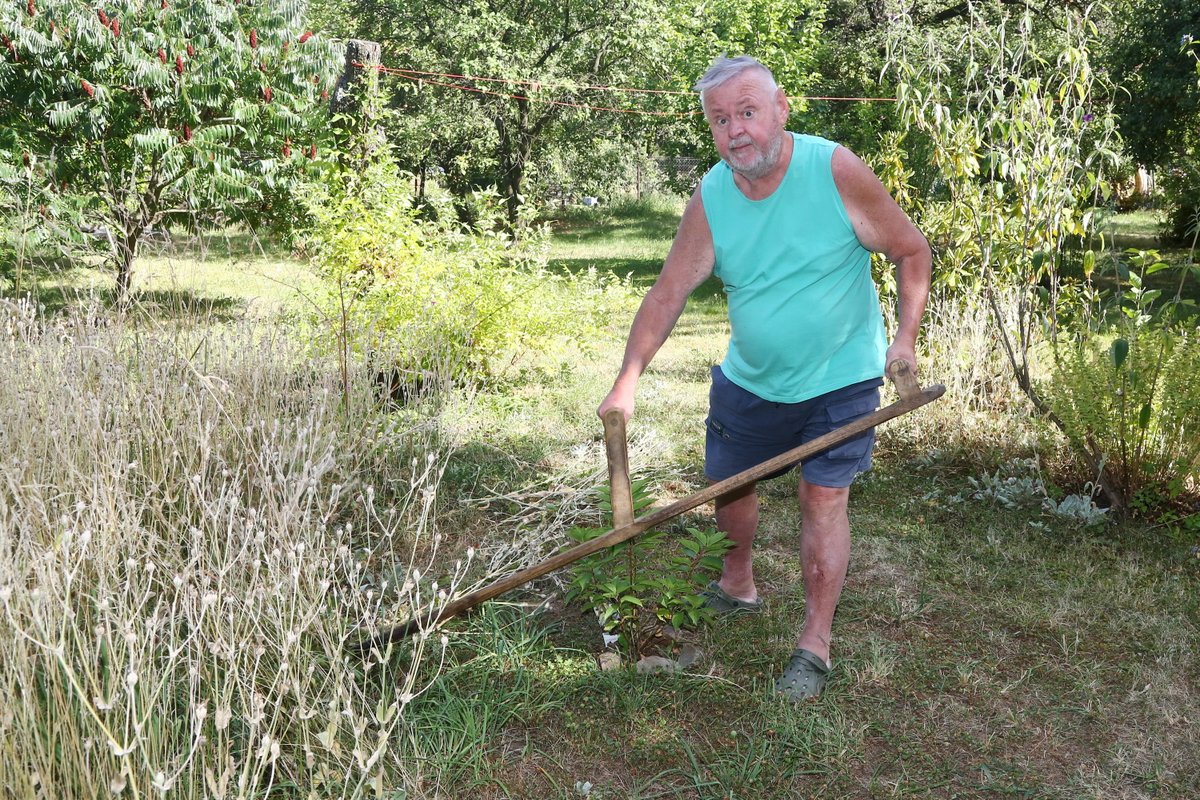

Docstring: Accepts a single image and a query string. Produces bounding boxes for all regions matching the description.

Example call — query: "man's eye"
[743,109,755,118]
[716,117,728,126]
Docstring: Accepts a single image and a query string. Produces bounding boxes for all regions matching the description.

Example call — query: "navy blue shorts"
[704,366,882,488]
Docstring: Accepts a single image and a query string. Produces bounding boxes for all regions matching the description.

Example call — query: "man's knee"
[798,480,849,517]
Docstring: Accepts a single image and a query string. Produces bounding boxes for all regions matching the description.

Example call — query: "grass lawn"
[405,205,1197,799]
[10,228,320,317]
[5,207,1197,799]
[1095,208,1167,244]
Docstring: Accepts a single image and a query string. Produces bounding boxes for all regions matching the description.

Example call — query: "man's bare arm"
[598,191,716,420]
[831,146,932,371]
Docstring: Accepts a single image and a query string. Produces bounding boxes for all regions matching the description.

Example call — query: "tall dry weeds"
[0,298,465,798]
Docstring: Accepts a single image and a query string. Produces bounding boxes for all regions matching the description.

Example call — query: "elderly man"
[597,55,931,700]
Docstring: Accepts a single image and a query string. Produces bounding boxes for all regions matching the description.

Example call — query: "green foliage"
[884,4,1172,511]
[304,160,636,384]
[1042,250,1200,515]
[335,0,687,227]
[795,0,903,162]
[1157,157,1200,244]
[0,0,339,299]
[564,478,731,660]
[332,0,826,224]
[1102,1,1200,241]
[889,6,1119,298]
[1044,325,1200,517]
[1103,0,1199,170]
[0,152,76,293]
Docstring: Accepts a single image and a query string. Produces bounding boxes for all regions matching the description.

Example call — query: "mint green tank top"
[699,133,886,403]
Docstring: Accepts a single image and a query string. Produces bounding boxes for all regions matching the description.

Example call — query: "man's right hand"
[597,383,635,422]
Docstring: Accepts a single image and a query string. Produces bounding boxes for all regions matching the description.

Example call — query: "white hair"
[693,55,778,113]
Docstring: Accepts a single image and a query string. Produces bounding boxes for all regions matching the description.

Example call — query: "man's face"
[703,69,788,181]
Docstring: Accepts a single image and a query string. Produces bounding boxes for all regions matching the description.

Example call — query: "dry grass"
[0,298,468,798]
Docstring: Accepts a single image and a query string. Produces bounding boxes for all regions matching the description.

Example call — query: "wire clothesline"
[359,62,898,117]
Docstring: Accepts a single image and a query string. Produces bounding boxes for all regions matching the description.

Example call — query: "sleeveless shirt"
[699,133,886,402]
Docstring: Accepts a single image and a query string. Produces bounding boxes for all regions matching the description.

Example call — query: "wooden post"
[331,39,382,167]
[603,410,634,527]
[331,39,381,115]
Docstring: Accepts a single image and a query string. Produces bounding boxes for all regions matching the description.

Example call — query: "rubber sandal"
[699,580,763,616]
[774,648,831,701]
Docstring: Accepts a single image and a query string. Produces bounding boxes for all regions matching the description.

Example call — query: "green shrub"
[1158,159,1200,244]
[304,162,635,386]
[1043,324,1200,515]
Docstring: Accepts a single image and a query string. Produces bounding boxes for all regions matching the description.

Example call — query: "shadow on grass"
[442,435,560,499]
[144,229,295,263]
[549,256,727,303]
[544,201,684,244]
[15,284,244,321]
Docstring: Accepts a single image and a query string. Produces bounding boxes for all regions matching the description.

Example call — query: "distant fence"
[654,156,703,192]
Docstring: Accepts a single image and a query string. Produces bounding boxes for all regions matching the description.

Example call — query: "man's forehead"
[704,70,777,107]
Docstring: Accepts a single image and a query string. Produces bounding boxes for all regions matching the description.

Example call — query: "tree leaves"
[0,0,341,299]
[46,100,84,128]
[131,127,173,155]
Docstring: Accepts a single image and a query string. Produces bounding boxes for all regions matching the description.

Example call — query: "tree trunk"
[503,161,523,230]
[496,97,538,232]
[331,40,383,171]
[115,242,134,307]
[112,209,145,308]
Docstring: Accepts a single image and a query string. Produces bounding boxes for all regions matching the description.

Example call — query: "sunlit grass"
[1096,208,1167,239]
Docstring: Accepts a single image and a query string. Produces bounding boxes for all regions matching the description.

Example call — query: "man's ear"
[775,87,790,120]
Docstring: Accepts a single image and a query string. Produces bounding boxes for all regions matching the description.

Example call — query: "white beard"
[725,131,784,180]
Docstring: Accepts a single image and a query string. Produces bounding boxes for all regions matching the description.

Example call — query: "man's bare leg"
[714,481,759,602]
[795,478,851,666]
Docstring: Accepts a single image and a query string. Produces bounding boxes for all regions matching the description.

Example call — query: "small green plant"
[564,478,731,661]
[950,457,1109,527]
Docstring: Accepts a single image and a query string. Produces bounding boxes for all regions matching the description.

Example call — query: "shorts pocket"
[706,414,732,442]
[823,430,873,463]
[822,390,879,462]
[825,390,879,425]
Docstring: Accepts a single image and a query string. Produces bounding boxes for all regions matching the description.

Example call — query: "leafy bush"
[0,0,340,301]
[1037,247,1200,516]
[304,162,635,387]
[1158,159,1200,244]
[1043,323,1200,515]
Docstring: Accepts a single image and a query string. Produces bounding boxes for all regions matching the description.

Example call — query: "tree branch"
[927,0,1085,25]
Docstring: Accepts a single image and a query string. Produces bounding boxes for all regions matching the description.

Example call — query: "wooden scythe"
[350,360,944,653]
